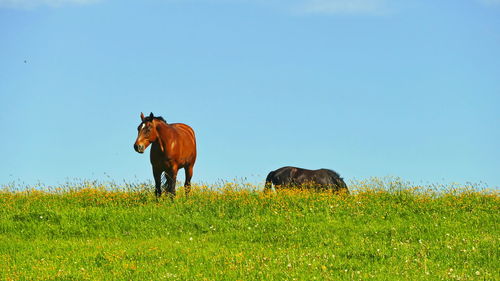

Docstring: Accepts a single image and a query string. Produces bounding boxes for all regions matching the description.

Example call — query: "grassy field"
[0,179,498,280]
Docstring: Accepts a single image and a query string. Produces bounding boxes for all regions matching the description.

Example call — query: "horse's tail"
[264,171,275,192]
[328,171,349,194]
[335,176,349,194]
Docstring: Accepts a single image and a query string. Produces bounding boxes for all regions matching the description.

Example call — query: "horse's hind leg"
[184,165,194,196]
[165,167,178,199]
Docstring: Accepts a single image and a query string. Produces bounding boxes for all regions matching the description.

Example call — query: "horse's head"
[134,112,160,153]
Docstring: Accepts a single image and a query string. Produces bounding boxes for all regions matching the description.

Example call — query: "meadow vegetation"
[0,178,498,280]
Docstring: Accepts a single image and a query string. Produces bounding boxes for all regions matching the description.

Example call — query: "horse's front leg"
[153,167,163,197]
[165,165,178,199]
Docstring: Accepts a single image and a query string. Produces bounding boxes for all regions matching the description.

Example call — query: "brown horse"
[134,112,197,197]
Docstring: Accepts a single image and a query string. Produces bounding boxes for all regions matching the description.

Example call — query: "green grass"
[0,179,498,280]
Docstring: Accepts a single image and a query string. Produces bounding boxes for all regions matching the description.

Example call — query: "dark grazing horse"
[134,112,197,197]
[264,166,348,193]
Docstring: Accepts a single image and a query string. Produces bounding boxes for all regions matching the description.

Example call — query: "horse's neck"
[154,121,171,153]
[155,121,171,136]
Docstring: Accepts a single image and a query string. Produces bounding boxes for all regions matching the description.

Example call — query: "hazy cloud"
[2,0,499,12]
[0,0,100,9]
[296,0,391,15]
[477,0,500,6]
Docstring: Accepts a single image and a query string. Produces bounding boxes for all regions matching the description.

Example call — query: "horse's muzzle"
[134,144,145,153]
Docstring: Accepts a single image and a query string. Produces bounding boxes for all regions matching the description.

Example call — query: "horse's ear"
[140,112,145,121]
[149,112,154,119]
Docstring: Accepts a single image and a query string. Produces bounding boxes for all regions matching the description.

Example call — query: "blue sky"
[1,0,499,188]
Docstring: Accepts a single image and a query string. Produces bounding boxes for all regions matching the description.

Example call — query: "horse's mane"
[144,115,167,124]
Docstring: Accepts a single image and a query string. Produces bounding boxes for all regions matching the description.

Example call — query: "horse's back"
[171,123,196,139]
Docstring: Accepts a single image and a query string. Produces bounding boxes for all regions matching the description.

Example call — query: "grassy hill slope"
[0,180,498,280]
